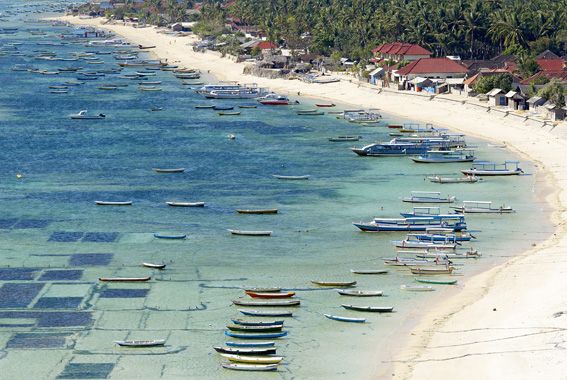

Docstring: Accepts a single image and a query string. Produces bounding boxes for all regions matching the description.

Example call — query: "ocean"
[0,1,554,378]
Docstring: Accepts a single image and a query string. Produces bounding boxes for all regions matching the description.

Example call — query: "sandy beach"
[55,16,567,379]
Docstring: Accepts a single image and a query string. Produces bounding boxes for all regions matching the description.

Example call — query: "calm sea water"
[0,1,554,379]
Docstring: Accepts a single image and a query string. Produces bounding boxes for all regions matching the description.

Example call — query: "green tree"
[538,79,566,107]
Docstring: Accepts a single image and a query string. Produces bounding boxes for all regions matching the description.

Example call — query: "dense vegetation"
[228,0,567,60]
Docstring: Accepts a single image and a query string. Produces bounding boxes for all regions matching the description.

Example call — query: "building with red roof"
[537,59,565,72]
[372,42,432,62]
[256,41,277,50]
[395,58,468,80]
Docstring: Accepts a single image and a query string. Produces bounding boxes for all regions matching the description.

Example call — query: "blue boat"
[352,135,466,157]
[226,341,275,348]
[353,217,467,232]
[324,314,366,323]
[153,233,187,239]
[224,331,288,339]
[231,319,284,326]
[410,150,476,163]
[212,105,234,111]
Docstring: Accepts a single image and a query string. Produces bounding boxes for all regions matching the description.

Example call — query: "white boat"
[95,201,132,206]
[220,353,284,364]
[222,363,278,372]
[400,284,435,291]
[153,168,185,173]
[337,289,383,297]
[70,110,106,119]
[228,229,272,236]
[166,201,205,207]
[272,175,310,180]
[350,269,388,275]
[114,339,165,347]
[462,161,523,176]
[402,191,455,203]
[451,201,514,214]
[427,175,479,184]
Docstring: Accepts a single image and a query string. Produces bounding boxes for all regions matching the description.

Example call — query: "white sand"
[55,16,567,379]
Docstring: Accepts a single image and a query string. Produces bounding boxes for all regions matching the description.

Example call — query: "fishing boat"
[226,324,283,333]
[139,86,162,91]
[272,175,310,180]
[153,233,187,239]
[337,290,383,297]
[238,309,293,317]
[417,248,481,259]
[350,269,388,275]
[410,266,454,275]
[393,237,457,250]
[98,86,118,90]
[143,81,162,85]
[402,191,456,203]
[383,257,432,266]
[70,110,106,119]
[415,278,457,285]
[341,304,394,313]
[114,339,165,347]
[194,105,214,109]
[225,341,275,347]
[175,73,200,79]
[400,284,434,291]
[328,136,361,142]
[49,90,68,94]
[245,291,295,299]
[344,110,381,124]
[461,161,523,176]
[316,103,335,107]
[166,201,205,207]
[218,112,241,116]
[221,363,278,372]
[99,276,151,282]
[151,107,163,111]
[224,331,288,339]
[213,346,276,355]
[239,105,257,108]
[231,319,283,326]
[297,110,324,115]
[95,201,132,206]
[142,262,166,269]
[324,314,366,323]
[410,150,476,163]
[213,105,234,111]
[311,280,356,287]
[451,201,514,214]
[228,229,272,236]
[138,45,156,49]
[427,175,480,184]
[354,216,466,232]
[243,287,281,293]
[220,354,283,364]
[258,93,290,105]
[236,209,278,214]
[206,88,267,99]
[153,168,185,173]
[232,299,300,307]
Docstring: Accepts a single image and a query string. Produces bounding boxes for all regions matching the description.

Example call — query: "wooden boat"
[50,90,68,94]
[402,191,456,204]
[213,105,234,111]
[222,363,278,372]
[218,112,241,116]
[166,201,205,207]
[153,233,187,239]
[258,93,289,105]
[316,103,335,107]
[194,105,214,109]
[328,136,361,142]
[451,201,514,214]
[350,269,388,275]
[462,161,523,176]
[324,314,366,323]
[297,110,324,115]
[415,277,457,285]
[139,86,162,91]
[427,175,479,184]
[401,284,434,291]
[311,280,356,287]
[153,168,185,173]
[245,291,295,299]
[232,299,300,307]
[228,229,272,236]
[220,353,283,364]
[238,105,257,109]
[150,107,163,111]
[99,276,151,282]
[95,201,132,206]
[143,81,162,85]
[272,175,310,180]
[138,45,156,49]
[341,304,394,313]
[226,324,283,332]
[337,289,383,297]
[231,319,283,326]
[410,266,454,275]
[236,209,278,214]
[225,331,288,339]
[114,339,165,347]
[243,287,281,293]
[142,262,166,269]
[213,346,276,355]
[225,341,275,347]
[238,309,293,317]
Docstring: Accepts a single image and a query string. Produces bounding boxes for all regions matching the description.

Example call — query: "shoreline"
[53,16,565,379]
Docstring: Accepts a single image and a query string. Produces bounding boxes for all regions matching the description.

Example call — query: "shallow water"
[0,1,555,379]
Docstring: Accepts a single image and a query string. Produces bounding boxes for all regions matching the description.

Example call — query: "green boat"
[415,277,457,285]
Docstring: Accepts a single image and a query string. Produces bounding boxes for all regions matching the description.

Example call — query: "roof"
[396,58,468,76]
[240,39,260,49]
[372,42,432,56]
[536,50,560,60]
[486,88,503,96]
[257,41,277,50]
[527,96,545,104]
[369,67,384,76]
[520,70,567,85]
[537,59,565,72]
[445,78,464,85]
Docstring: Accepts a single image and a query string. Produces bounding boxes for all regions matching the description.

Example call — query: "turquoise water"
[0,1,554,379]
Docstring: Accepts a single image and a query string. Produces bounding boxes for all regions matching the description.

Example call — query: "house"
[527,96,546,110]
[170,22,194,32]
[537,50,561,60]
[487,88,507,106]
[505,91,526,110]
[369,67,385,84]
[395,58,468,83]
[371,42,432,62]
[257,41,277,54]
[537,58,565,72]
[543,101,566,121]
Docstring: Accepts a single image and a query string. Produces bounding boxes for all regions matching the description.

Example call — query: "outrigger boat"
[354,216,466,232]
[166,201,205,207]
[350,269,388,275]
[232,299,300,307]
[312,280,356,287]
[245,291,295,299]
[400,284,434,291]
[153,168,185,173]
[153,233,187,239]
[341,304,394,313]
[228,229,272,236]
[337,290,383,297]
[238,309,293,317]
[114,339,165,347]
[231,320,283,326]
[220,353,283,364]
[243,287,281,293]
[410,150,476,163]
[258,93,289,105]
[402,191,456,203]
[410,266,454,275]
[236,209,278,214]
[461,161,523,176]
[222,363,278,372]
[451,201,514,214]
[415,277,458,285]
[224,331,288,339]
[213,346,276,355]
[272,174,310,180]
[142,262,166,269]
[226,324,283,333]
[95,201,132,206]
[99,276,151,282]
[225,341,275,347]
[324,314,366,323]
[328,136,361,142]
